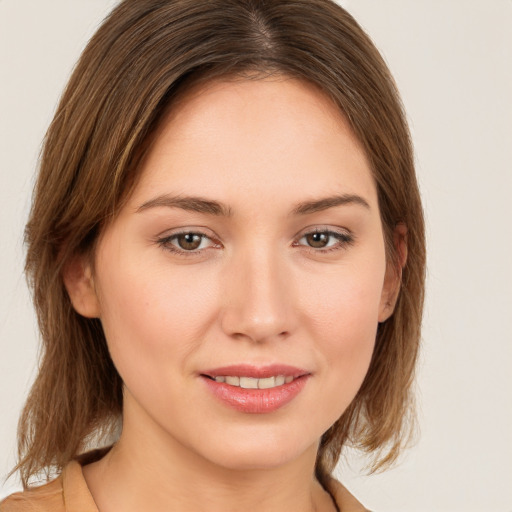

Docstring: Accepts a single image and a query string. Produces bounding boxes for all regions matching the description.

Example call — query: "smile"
[210,375,295,389]
[201,365,310,413]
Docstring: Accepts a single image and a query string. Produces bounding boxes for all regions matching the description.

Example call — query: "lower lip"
[202,376,309,414]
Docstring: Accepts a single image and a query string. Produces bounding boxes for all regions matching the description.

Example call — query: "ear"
[378,223,408,323]
[62,254,101,318]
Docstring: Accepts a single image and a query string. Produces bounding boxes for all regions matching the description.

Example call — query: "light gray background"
[1,1,511,511]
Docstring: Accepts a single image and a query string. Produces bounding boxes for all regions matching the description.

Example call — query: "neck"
[83,406,335,512]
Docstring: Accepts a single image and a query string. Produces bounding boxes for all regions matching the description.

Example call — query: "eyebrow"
[291,194,371,215]
[137,195,233,216]
[136,193,370,216]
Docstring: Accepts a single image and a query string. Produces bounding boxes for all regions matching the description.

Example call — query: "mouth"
[200,365,310,414]
[203,374,295,389]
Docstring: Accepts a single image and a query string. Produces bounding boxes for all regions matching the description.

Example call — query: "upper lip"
[201,364,310,379]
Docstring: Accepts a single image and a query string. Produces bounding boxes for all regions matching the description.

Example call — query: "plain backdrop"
[1,1,511,511]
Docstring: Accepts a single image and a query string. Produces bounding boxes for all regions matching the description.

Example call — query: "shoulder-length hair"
[17,0,425,489]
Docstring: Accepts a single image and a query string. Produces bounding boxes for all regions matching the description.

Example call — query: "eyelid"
[155,225,354,257]
[293,226,355,252]
[155,227,222,256]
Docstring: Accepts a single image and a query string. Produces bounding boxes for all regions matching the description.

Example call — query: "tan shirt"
[1,456,369,512]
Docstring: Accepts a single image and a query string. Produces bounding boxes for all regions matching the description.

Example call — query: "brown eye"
[305,232,329,248]
[297,229,354,252]
[176,233,203,250]
[158,230,218,255]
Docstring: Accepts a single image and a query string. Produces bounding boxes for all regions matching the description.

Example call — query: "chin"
[191,430,319,472]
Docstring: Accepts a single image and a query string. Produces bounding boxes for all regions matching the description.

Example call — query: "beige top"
[1,454,370,512]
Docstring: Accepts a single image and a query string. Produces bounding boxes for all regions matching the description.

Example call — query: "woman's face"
[71,77,396,470]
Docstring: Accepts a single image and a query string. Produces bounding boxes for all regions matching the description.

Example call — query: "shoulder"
[0,477,64,512]
[327,477,373,512]
[1,449,108,512]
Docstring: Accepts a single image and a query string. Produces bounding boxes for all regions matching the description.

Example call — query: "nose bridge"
[220,242,294,343]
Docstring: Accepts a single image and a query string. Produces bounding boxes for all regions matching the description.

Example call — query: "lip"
[202,364,309,379]
[200,364,310,414]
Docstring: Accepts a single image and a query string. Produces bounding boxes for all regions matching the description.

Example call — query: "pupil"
[179,233,201,250]
[307,232,328,248]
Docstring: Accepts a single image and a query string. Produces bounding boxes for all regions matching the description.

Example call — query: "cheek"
[320,286,379,378]
[298,262,385,400]
[301,260,385,340]
[94,251,220,377]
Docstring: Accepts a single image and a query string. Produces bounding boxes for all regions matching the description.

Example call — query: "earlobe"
[62,254,101,318]
[378,223,408,322]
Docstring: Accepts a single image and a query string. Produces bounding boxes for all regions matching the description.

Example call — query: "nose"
[219,247,296,344]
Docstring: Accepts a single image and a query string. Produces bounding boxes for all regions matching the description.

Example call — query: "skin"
[65,77,400,512]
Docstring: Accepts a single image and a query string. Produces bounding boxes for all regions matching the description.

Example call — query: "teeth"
[258,376,275,389]
[275,375,285,386]
[240,377,259,389]
[213,375,294,389]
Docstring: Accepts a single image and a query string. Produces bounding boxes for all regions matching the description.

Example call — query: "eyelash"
[294,229,354,253]
[156,230,220,256]
[156,228,354,257]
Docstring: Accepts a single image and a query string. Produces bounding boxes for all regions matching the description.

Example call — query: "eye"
[157,231,218,254]
[173,233,208,251]
[296,229,354,251]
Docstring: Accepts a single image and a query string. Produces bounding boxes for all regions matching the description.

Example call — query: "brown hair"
[16,0,425,489]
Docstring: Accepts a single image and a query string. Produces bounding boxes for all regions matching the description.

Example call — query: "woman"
[2,0,425,510]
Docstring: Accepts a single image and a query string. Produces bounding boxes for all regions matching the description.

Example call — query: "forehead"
[129,76,377,212]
